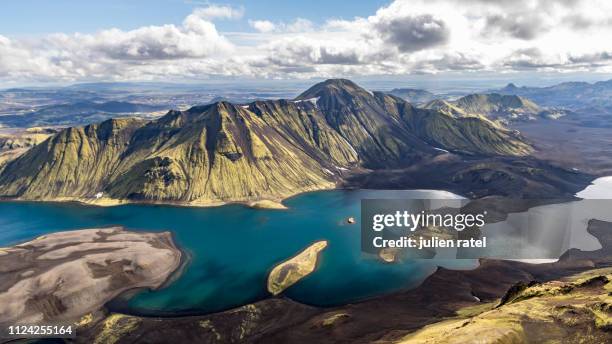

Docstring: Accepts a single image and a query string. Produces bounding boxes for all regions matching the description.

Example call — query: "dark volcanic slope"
[296,79,530,166]
[343,156,593,199]
[0,79,531,204]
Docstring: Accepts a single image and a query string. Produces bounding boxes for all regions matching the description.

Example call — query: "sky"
[1,0,612,85]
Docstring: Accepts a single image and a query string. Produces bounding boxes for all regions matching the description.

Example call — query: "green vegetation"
[397,268,612,344]
[0,79,532,205]
[425,93,549,123]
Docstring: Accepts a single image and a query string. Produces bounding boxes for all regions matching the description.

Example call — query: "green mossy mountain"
[0,79,531,205]
[425,93,555,122]
[455,93,540,115]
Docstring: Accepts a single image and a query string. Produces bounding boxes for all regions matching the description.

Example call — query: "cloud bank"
[1,0,611,82]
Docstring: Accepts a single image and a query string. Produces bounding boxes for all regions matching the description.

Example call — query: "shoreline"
[0,195,291,210]
[0,227,183,327]
[0,157,599,210]
[0,177,607,321]
[0,183,471,210]
[104,244,193,317]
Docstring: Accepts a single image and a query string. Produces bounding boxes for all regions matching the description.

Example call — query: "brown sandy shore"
[0,227,182,331]
[37,220,610,344]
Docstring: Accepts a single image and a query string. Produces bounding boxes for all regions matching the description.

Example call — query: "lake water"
[0,177,610,315]
[0,189,477,315]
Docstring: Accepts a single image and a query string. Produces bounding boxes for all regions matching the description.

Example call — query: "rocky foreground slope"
[0,79,531,206]
[397,268,611,344]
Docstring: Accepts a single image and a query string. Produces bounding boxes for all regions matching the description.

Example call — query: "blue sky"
[0,0,388,35]
[0,0,611,84]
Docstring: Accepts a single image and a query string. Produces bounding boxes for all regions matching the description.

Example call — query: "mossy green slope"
[455,93,540,115]
[397,268,612,344]
[425,93,542,122]
[0,118,145,199]
[0,79,532,204]
[397,104,532,156]
[0,103,338,203]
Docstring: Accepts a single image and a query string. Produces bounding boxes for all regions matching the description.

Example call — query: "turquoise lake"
[0,189,483,315]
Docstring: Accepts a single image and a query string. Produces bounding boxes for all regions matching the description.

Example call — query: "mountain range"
[0,101,167,128]
[424,93,569,123]
[496,79,612,110]
[0,79,533,206]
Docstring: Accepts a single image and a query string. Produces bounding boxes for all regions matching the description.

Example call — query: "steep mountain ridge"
[296,79,439,167]
[297,79,530,164]
[0,79,532,205]
[0,103,338,204]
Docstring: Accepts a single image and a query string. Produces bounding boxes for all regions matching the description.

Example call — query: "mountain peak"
[295,78,372,101]
[320,78,359,87]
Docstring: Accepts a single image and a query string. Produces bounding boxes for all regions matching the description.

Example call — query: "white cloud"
[191,5,244,20]
[249,20,276,33]
[248,18,314,33]
[285,18,314,33]
[1,0,612,82]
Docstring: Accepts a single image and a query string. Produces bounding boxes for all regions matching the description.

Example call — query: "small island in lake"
[267,240,328,295]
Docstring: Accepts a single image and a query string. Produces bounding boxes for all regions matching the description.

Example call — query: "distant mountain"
[424,93,568,123]
[496,79,612,110]
[423,99,470,118]
[388,88,435,103]
[0,79,531,205]
[0,101,168,128]
[455,94,540,115]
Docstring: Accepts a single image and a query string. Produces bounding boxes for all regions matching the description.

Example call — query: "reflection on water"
[577,176,612,199]
[478,176,612,262]
[477,199,609,259]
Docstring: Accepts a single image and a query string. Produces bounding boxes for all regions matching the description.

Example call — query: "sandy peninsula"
[0,227,182,327]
